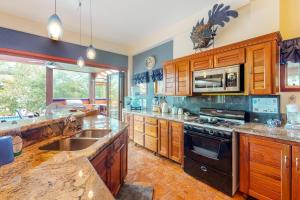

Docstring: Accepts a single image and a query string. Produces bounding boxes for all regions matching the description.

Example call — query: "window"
[95,76,107,99]
[0,61,46,116]
[53,69,89,99]
[286,62,300,87]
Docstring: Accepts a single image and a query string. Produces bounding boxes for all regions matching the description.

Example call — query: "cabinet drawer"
[145,117,157,125]
[191,55,214,71]
[214,48,245,68]
[145,135,158,152]
[134,121,144,132]
[134,131,144,146]
[134,115,144,122]
[145,124,158,138]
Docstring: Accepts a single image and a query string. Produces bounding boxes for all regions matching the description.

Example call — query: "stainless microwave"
[193,65,242,93]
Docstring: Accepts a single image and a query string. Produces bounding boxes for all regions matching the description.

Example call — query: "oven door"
[193,69,225,93]
[184,130,232,173]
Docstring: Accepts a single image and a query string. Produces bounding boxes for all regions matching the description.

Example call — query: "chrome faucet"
[62,114,77,136]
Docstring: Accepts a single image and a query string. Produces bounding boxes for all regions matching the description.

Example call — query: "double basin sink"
[39,129,111,151]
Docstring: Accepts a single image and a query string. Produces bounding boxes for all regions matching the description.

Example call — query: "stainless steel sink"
[75,129,111,138]
[39,138,98,151]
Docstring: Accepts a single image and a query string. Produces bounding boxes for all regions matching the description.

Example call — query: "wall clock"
[145,56,156,70]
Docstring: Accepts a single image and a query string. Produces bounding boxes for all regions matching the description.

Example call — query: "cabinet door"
[247,42,272,94]
[158,119,169,157]
[120,133,128,183]
[124,114,134,140]
[240,134,291,200]
[91,147,109,185]
[191,55,214,71]
[163,63,176,96]
[110,148,121,196]
[214,48,245,68]
[169,121,183,163]
[292,146,300,200]
[175,60,191,96]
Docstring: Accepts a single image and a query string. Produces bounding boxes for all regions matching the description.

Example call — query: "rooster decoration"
[190,3,238,51]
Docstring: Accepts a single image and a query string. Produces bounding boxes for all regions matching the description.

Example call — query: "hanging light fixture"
[86,0,96,60]
[47,0,63,40]
[77,1,85,67]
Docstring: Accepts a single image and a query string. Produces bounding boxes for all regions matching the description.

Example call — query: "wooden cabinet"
[134,115,144,146]
[124,113,134,140]
[214,48,245,68]
[247,42,272,95]
[292,146,300,200]
[191,55,213,71]
[163,60,191,96]
[91,129,128,196]
[169,121,183,163]
[144,117,158,153]
[240,134,291,200]
[158,119,169,157]
[175,60,191,96]
[163,63,176,96]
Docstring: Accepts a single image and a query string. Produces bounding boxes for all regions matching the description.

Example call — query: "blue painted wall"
[0,27,128,69]
[132,41,173,108]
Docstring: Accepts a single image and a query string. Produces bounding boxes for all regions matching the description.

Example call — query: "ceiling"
[0,0,218,46]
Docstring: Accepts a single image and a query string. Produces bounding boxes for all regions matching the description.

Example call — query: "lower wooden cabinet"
[158,119,169,157]
[124,113,134,140]
[239,133,300,200]
[91,129,128,196]
[169,121,183,163]
[292,146,300,200]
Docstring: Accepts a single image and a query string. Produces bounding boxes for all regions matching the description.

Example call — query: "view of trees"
[53,69,89,99]
[0,62,46,116]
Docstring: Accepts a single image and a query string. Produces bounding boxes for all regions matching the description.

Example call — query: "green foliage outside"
[0,62,46,116]
[53,70,89,99]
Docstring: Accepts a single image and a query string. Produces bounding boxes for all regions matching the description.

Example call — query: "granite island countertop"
[0,108,98,136]
[124,109,300,143]
[0,114,128,200]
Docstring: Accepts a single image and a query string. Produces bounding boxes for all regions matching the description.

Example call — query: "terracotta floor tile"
[126,142,245,200]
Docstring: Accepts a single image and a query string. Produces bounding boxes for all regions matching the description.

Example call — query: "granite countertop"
[0,108,98,136]
[124,109,300,143]
[0,115,128,200]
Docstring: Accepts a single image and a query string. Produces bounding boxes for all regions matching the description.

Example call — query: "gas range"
[184,108,245,132]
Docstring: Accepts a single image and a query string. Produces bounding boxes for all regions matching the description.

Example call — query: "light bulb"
[86,45,96,60]
[47,14,63,40]
[77,56,85,67]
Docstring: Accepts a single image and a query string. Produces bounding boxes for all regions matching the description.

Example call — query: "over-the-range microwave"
[193,65,244,93]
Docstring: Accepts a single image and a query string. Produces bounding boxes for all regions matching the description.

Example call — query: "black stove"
[183,108,245,196]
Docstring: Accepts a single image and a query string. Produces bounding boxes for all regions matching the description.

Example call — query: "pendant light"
[77,1,85,68]
[86,0,96,60]
[47,0,63,40]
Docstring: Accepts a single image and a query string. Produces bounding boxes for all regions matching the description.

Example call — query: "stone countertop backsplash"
[123,109,300,143]
[0,114,128,200]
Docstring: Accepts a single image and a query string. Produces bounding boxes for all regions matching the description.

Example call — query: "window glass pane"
[96,84,107,98]
[0,61,46,116]
[286,62,300,87]
[53,70,89,99]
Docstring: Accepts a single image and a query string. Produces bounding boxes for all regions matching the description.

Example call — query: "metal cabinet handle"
[296,157,299,170]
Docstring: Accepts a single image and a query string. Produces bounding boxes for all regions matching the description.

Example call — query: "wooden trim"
[164,32,281,65]
[239,134,249,194]
[280,64,300,92]
[46,68,53,105]
[0,48,127,71]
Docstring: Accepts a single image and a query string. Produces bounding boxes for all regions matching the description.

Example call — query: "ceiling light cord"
[55,0,57,14]
[79,1,82,45]
[90,0,93,45]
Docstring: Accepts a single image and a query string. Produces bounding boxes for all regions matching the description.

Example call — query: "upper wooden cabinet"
[175,60,191,96]
[240,134,291,200]
[247,42,273,95]
[163,60,191,96]
[163,63,176,96]
[191,55,213,71]
[214,48,245,68]
[292,146,300,200]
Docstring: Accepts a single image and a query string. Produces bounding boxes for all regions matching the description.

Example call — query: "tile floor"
[125,142,246,200]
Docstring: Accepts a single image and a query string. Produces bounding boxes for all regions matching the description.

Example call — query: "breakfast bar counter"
[0,115,128,200]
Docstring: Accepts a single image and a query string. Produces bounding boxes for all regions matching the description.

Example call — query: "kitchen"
[0,0,300,200]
